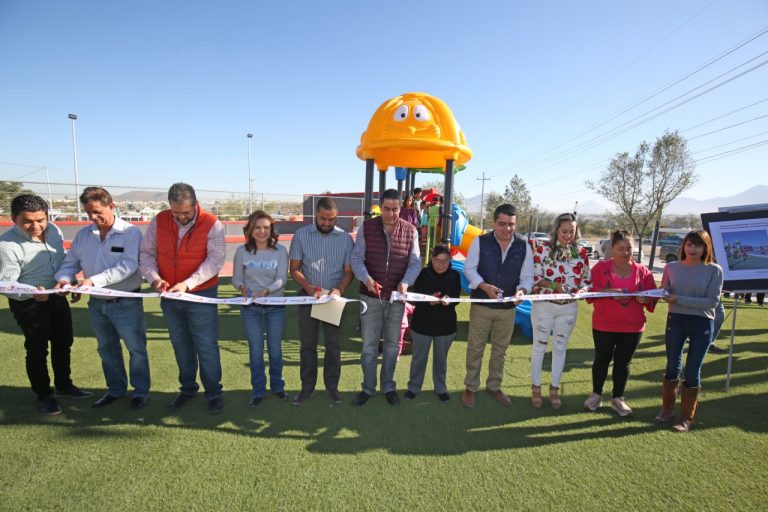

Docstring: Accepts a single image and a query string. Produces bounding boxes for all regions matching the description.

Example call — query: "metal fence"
[3,179,366,228]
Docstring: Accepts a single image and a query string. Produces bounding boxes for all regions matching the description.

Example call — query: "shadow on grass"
[1,384,765,455]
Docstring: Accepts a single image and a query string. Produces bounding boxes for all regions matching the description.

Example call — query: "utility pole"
[477,172,490,230]
[247,133,254,214]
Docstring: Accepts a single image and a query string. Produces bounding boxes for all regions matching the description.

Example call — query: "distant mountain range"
[463,185,768,216]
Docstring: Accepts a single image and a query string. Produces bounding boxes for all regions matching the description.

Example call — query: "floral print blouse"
[532,242,592,294]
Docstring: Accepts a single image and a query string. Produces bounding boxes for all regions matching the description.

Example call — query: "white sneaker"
[583,392,602,411]
[610,397,633,417]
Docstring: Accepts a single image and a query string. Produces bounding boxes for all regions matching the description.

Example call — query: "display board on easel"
[702,206,768,292]
[701,204,768,391]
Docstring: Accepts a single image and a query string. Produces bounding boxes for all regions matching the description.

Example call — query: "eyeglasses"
[432,258,451,264]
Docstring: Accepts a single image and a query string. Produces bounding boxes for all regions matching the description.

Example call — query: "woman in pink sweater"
[584,230,657,417]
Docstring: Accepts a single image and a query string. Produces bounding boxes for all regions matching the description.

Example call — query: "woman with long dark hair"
[232,211,289,407]
[399,194,420,231]
[656,230,723,432]
[529,213,592,409]
[584,230,656,417]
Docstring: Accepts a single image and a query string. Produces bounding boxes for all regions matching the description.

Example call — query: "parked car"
[659,243,681,263]
[577,239,594,257]
[524,232,550,245]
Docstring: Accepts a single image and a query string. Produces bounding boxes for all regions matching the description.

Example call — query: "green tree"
[586,131,697,261]
[0,181,36,214]
[419,179,467,210]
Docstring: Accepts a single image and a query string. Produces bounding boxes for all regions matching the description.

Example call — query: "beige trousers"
[464,304,516,392]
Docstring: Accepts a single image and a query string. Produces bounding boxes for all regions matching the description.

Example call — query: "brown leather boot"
[654,378,679,423]
[672,385,701,432]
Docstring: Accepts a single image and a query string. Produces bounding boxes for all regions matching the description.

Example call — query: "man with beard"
[289,197,354,405]
[139,183,226,414]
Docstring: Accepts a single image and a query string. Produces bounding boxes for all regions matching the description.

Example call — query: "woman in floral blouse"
[529,213,592,410]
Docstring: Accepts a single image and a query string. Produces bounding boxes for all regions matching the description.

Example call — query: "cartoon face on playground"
[380,97,441,140]
[356,92,472,170]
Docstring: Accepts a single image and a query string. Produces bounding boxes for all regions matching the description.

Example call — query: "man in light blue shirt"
[0,194,92,415]
[289,197,354,405]
[55,187,150,410]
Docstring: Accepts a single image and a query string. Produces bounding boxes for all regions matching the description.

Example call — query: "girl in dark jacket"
[405,245,461,402]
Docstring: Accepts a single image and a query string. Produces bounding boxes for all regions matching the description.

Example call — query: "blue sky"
[1,0,766,209]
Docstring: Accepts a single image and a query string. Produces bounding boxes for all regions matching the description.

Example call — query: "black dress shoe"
[39,396,62,416]
[274,390,288,400]
[208,396,224,414]
[327,389,342,404]
[292,390,313,406]
[167,393,195,410]
[249,396,262,408]
[351,391,370,406]
[404,390,416,400]
[56,385,94,399]
[93,394,121,408]
[438,393,450,402]
[130,396,149,410]
[385,390,400,406]
[708,344,728,354]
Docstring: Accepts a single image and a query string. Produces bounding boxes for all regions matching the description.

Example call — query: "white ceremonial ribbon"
[391,288,667,304]
[0,281,367,314]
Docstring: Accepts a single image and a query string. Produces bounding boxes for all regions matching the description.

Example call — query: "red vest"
[358,217,415,300]
[156,205,218,291]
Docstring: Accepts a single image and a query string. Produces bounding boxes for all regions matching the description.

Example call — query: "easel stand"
[725,293,740,392]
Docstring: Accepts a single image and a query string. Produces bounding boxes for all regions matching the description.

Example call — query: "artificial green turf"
[1,280,766,511]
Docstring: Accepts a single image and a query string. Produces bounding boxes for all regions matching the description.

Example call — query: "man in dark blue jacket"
[462,204,533,408]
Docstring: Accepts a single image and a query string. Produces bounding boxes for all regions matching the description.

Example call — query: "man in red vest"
[350,188,421,406]
[139,183,226,414]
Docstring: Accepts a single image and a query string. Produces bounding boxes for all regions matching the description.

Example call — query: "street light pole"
[477,172,490,230]
[68,113,81,220]
[247,133,254,215]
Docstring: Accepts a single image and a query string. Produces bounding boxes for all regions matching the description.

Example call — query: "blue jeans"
[241,304,285,398]
[360,295,404,395]
[160,286,222,400]
[88,297,150,398]
[665,313,713,387]
[408,330,454,395]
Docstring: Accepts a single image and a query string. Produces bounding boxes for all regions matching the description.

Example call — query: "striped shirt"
[0,223,66,301]
[55,217,144,291]
[288,223,354,291]
[139,211,226,289]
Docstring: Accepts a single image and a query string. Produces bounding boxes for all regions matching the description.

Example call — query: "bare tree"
[587,131,697,261]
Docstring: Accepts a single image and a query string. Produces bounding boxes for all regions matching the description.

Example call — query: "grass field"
[1,280,766,511]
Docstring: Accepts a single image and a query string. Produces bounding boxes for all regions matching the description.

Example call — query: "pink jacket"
[588,259,657,333]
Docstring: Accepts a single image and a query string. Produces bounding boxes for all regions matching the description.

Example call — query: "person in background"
[656,229,723,432]
[405,245,461,403]
[419,202,430,241]
[0,194,92,415]
[232,211,289,407]
[462,203,533,408]
[708,297,728,354]
[139,182,226,414]
[289,197,354,405]
[412,187,423,211]
[399,195,420,232]
[55,187,149,410]
[584,230,657,417]
[529,213,591,410]
[350,188,421,406]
